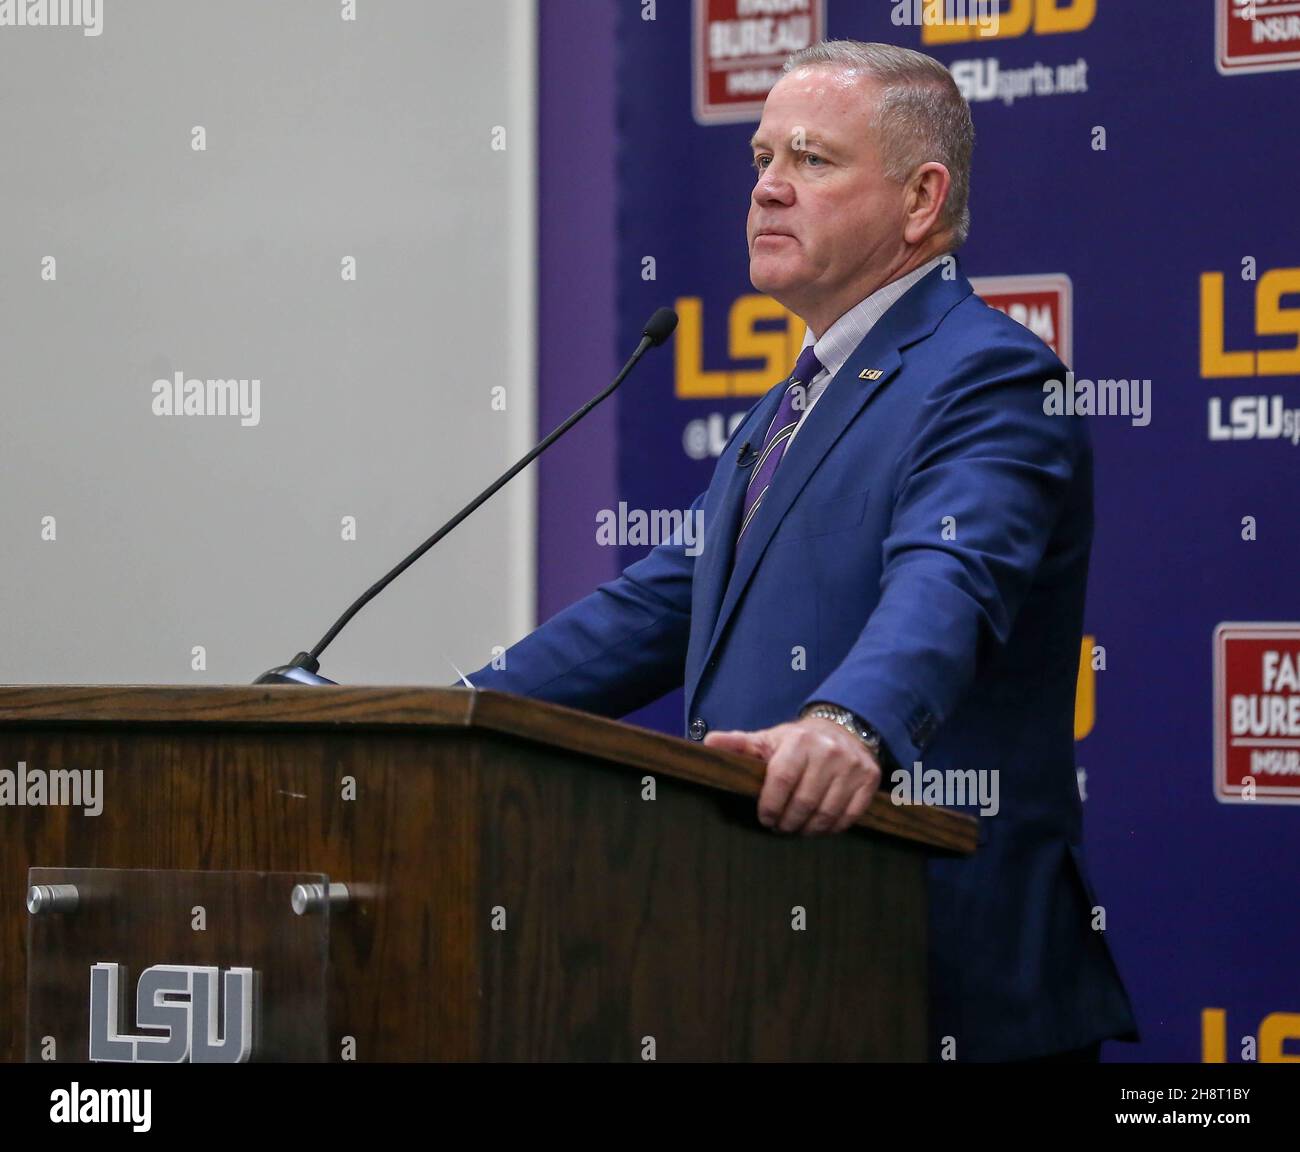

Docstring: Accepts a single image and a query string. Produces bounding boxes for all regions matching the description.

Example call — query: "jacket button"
[688,717,708,741]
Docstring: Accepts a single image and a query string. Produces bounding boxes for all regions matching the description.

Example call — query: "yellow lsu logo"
[1075,636,1097,741]
[1203,1009,1300,1063]
[1200,267,1300,378]
[674,295,803,399]
[920,0,1095,44]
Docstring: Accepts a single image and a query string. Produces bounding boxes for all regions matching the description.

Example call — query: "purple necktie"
[735,343,824,555]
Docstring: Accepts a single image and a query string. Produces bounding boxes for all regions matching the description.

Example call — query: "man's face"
[747,67,906,333]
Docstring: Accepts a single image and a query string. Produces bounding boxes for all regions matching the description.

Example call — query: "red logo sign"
[1217,0,1300,75]
[693,0,826,125]
[970,273,1073,366]
[1214,623,1300,804]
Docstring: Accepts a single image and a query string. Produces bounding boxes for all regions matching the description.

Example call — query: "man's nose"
[753,168,794,206]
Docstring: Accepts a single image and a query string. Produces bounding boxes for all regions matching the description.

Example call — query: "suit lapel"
[701,343,902,665]
[690,266,974,686]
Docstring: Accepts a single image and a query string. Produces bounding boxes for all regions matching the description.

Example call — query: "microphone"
[736,440,757,467]
[254,307,679,686]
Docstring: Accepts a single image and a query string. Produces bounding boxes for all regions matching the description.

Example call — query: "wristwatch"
[801,702,884,759]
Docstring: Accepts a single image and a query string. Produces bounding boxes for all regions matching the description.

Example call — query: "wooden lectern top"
[0,685,976,854]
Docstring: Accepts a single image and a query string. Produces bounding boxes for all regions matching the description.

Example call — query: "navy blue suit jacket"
[470,265,1139,1061]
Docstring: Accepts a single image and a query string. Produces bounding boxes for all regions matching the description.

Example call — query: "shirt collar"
[800,255,948,380]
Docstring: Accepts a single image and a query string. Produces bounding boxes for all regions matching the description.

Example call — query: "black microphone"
[254,307,680,686]
[736,440,757,467]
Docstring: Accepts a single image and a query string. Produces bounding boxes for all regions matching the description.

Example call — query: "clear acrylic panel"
[26,867,329,1063]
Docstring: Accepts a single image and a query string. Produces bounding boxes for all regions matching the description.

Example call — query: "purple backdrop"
[538,0,1300,1063]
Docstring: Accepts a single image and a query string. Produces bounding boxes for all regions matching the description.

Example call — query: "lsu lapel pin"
[859,368,883,381]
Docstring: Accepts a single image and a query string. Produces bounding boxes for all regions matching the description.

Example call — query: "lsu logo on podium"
[89,962,255,1062]
[919,0,1095,43]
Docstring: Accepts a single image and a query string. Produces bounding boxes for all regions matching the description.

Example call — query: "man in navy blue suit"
[470,40,1137,1062]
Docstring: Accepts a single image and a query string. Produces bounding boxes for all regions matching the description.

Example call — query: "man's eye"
[752,155,771,172]
[803,153,824,166]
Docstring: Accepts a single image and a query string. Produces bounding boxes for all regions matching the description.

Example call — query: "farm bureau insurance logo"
[1214,623,1300,805]
[1217,0,1300,75]
[921,0,1094,107]
[693,0,825,125]
[971,272,1072,365]
[0,0,102,36]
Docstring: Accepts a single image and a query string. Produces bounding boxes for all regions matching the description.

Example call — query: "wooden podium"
[0,686,976,1062]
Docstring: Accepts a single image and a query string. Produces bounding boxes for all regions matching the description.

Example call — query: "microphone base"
[253,653,337,686]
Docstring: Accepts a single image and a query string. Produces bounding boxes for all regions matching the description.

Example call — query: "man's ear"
[903,162,952,246]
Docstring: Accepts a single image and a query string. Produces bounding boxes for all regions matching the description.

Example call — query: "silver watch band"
[802,703,883,758]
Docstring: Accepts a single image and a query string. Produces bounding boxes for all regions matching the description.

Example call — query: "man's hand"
[703,717,882,835]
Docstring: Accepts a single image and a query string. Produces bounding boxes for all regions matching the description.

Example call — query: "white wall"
[0,0,536,686]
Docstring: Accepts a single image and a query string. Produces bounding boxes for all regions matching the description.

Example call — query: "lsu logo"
[674,295,802,399]
[1217,0,1300,76]
[1074,635,1097,741]
[971,273,1073,365]
[1202,268,1300,443]
[1202,1008,1300,1062]
[89,962,255,1062]
[921,0,1094,43]
[1200,268,1300,378]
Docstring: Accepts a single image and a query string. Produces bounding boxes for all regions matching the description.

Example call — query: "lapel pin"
[859,368,883,381]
